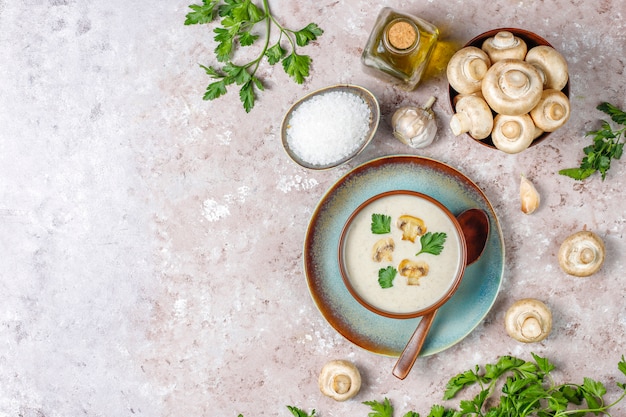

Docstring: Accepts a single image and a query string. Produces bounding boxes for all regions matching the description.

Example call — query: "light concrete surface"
[1,0,625,416]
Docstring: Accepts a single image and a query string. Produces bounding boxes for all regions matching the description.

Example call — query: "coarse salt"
[286,90,372,166]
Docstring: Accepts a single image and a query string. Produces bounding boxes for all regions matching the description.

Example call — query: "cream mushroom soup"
[341,192,464,315]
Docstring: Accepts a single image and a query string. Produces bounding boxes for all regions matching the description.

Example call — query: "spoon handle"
[392,310,438,380]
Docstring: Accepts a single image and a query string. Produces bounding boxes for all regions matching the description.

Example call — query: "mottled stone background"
[1,0,625,416]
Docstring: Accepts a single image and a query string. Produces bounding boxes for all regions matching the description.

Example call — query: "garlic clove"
[392,96,438,148]
[520,174,540,214]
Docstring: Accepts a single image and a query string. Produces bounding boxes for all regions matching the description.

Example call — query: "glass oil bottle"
[361,7,439,90]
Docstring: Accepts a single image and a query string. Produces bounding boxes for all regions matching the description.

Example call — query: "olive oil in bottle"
[361,8,439,90]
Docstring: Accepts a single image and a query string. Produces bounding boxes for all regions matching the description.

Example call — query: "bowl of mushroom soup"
[338,190,467,319]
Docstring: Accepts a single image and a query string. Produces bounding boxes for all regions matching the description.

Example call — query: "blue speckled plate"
[304,155,505,357]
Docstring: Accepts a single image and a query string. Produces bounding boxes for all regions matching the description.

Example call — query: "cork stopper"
[385,19,418,52]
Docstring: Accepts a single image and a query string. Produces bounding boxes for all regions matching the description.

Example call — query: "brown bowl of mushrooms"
[447,28,570,153]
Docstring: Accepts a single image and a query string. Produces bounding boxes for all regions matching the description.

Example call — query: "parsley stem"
[266,7,298,52]
[246,0,273,76]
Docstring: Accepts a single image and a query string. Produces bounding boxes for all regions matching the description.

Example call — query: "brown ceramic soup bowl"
[448,28,570,150]
[338,190,468,319]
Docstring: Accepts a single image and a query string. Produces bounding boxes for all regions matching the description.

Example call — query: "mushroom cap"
[505,298,552,343]
[452,91,486,108]
[558,231,605,277]
[450,95,494,140]
[481,31,528,63]
[482,59,543,116]
[447,46,492,94]
[491,113,535,153]
[318,360,362,401]
[532,125,544,140]
[530,89,571,132]
[525,45,569,90]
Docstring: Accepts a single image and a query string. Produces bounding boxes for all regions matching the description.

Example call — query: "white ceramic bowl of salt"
[281,84,380,170]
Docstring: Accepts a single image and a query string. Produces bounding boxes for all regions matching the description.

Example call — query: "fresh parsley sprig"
[559,102,626,180]
[363,353,626,417]
[377,266,397,289]
[185,0,323,112]
[371,213,392,234]
[416,232,447,256]
[238,354,626,417]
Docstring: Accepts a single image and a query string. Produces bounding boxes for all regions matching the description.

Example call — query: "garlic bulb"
[392,96,437,148]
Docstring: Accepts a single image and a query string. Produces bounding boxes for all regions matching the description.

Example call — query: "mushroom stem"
[518,314,542,340]
[450,95,494,140]
[331,374,352,394]
[491,113,535,153]
[481,31,527,62]
[579,247,595,264]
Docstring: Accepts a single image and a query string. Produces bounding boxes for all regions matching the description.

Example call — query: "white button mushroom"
[558,231,606,277]
[450,95,494,140]
[525,45,569,91]
[447,46,491,94]
[530,89,571,132]
[481,31,528,63]
[505,298,552,343]
[318,360,361,402]
[482,59,544,116]
[491,113,536,153]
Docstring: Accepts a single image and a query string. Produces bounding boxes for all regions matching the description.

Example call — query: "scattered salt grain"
[286,91,372,166]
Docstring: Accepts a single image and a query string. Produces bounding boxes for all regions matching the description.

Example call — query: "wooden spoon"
[392,208,490,380]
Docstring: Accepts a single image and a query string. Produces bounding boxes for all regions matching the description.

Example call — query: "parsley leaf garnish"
[286,405,315,417]
[559,102,626,180]
[282,52,311,84]
[377,266,397,289]
[415,232,447,256]
[185,0,323,112]
[371,213,391,234]
[184,0,219,25]
[363,398,394,417]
